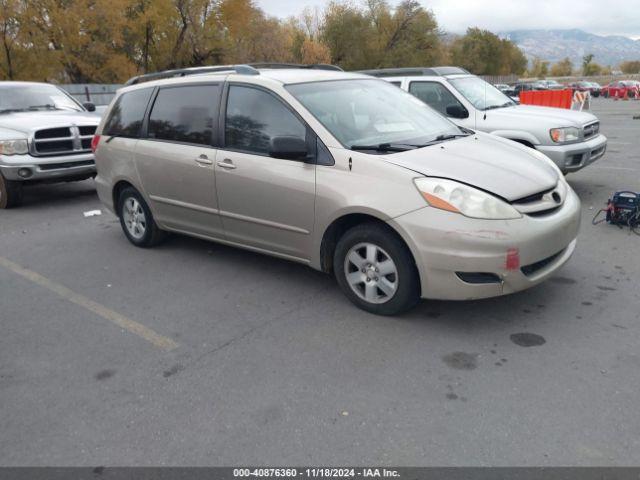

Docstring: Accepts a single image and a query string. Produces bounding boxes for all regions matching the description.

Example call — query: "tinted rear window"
[103,88,153,138]
[148,84,221,145]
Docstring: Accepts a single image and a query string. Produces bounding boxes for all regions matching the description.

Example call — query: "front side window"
[225,85,306,156]
[104,88,153,138]
[408,81,465,117]
[0,84,83,113]
[148,85,220,146]
[287,79,460,149]
[449,76,515,111]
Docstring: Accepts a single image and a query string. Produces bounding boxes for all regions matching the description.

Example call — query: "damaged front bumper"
[389,186,581,300]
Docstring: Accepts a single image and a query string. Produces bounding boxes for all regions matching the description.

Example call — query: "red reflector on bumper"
[506,248,520,270]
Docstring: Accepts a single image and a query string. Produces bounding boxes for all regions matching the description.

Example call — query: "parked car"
[601,80,639,98]
[587,82,602,97]
[539,80,565,90]
[0,81,100,208]
[93,64,581,315]
[494,83,517,97]
[358,67,607,174]
[568,81,601,97]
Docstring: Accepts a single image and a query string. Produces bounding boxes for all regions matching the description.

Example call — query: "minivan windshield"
[449,76,515,111]
[286,79,464,150]
[0,84,83,113]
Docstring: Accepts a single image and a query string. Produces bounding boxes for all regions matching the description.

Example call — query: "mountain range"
[500,29,640,68]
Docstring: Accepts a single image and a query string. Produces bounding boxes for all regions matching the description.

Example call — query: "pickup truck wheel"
[117,187,165,247]
[0,175,23,209]
[334,223,421,315]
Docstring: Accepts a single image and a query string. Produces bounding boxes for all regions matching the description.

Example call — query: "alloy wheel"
[122,197,147,240]
[344,242,398,304]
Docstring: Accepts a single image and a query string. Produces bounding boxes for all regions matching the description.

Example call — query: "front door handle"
[217,159,236,170]
[195,154,213,166]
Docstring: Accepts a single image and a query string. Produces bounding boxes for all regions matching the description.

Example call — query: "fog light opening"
[17,168,33,178]
[455,272,502,284]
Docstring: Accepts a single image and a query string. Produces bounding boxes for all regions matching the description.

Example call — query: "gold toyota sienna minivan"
[93,64,581,315]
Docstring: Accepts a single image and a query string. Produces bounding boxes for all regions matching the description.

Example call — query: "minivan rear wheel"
[117,187,165,247]
[334,223,420,315]
[0,174,23,209]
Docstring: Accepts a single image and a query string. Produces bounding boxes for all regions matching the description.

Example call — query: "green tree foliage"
[449,28,527,75]
[528,57,549,78]
[581,53,602,76]
[620,60,640,74]
[549,57,573,77]
[0,0,529,82]
[320,0,447,70]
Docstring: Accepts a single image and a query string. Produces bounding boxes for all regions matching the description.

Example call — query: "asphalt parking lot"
[1,98,640,466]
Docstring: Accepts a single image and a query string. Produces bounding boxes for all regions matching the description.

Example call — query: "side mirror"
[269,136,308,160]
[83,102,96,112]
[446,104,468,119]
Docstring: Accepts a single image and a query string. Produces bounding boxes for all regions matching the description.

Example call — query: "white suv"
[359,67,607,174]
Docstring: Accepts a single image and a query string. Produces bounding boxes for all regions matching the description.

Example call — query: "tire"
[117,186,165,247]
[333,223,420,315]
[603,91,609,98]
[0,174,23,209]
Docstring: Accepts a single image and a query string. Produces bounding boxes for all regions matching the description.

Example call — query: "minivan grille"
[32,125,97,156]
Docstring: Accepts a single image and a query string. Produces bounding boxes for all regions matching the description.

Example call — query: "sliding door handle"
[195,154,213,166]
[217,159,236,170]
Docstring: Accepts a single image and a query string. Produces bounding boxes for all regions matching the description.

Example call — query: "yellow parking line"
[0,256,178,351]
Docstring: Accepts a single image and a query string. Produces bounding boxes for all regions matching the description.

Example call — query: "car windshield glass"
[286,79,462,149]
[449,76,515,110]
[0,84,82,113]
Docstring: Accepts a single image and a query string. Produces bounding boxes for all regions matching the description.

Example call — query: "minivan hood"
[0,110,100,134]
[385,132,559,201]
[489,104,597,127]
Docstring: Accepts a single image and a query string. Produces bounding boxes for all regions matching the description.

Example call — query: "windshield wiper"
[0,108,27,114]
[26,104,60,111]
[411,133,470,148]
[484,102,513,111]
[350,143,417,152]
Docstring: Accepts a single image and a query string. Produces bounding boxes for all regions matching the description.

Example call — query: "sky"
[255,0,640,39]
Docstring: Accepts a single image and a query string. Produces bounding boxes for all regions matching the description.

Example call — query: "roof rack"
[356,66,470,78]
[125,63,343,86]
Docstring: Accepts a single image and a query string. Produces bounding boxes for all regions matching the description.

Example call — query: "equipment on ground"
[592,191,640,234]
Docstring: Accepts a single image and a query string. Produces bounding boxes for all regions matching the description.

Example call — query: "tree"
[582,53,599,76]
[528,57,549,78]
[620,60,640,74]
[300,38,331,64]
[0,0,20,79]
[321,0,445,70]
[449,28,526,75]
[550,57,573,77]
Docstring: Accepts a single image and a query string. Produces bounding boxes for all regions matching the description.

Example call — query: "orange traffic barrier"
[519,89,573,109]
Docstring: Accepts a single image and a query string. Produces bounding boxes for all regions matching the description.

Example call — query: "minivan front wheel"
[334,223,420,315]
[117,187,165,247]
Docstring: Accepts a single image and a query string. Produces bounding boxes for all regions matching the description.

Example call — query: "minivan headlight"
[550,127,579,143]
[414,177,521,220]
[0,139,28,155]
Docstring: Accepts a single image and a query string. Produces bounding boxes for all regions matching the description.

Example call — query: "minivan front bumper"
[536,134,607,173]
[389,186,581,300]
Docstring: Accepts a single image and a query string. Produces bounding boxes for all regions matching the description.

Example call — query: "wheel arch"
[319,212,420,282]
[490,130,540,148]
